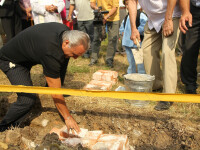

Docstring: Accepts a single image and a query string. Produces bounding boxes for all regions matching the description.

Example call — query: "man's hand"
[163,19,173,37]
[103,15,108,25]
[179,11,192,34]
[130,28,141,45]
[65,115,80,134]
[45,76,80,133]
[67,15,73,22]
[26,7,32,18]
[45,5,57,13]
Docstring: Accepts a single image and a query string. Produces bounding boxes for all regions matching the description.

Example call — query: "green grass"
[68,65,90,74]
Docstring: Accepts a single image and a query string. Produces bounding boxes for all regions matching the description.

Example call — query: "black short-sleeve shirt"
[0,22,70,78]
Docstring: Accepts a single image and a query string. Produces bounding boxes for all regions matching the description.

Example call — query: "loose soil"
[0,55,200,150]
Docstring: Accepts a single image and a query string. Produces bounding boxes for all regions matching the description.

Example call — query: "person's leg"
[142,23,163,90]
[14,11,22,35]
[77,21,85,32]
[176,32,185,56]
[1,17,14,42]
[154,18,180,111]
[0,60,37,131]
[77,21,90,58]
[106,21,119,67]
[125,46,136,74]
[137,64,146,74]
[89,25,102,65]
[161,18,180,94]
[181,12,200,94]
[84,20,94,57]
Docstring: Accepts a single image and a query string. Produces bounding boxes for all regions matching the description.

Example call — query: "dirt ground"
[0,54,200,150]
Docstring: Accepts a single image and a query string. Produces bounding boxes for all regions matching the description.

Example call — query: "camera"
[93,6,109,26]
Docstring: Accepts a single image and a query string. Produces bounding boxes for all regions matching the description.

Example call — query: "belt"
[120,7,126,9]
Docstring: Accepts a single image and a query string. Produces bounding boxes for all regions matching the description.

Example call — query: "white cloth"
[31,0,65,24]
[119,0,125,7]
[138,0,181,32]
[0,0,5,6]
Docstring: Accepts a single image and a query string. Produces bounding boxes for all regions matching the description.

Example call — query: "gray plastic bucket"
[124,73,155,107]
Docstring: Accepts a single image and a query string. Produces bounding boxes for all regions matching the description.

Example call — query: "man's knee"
[18,93,37,108]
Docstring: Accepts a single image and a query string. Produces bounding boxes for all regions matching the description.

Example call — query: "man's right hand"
[130,28,141,45]
[179,11,192,34]
[65,115,80,134]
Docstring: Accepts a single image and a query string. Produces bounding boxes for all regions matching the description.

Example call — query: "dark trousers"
[0,59,37,131]
[106,21,119,63]
[1,12,22,42]
[0,58,69,131]
[90,25,102,61]
[180,4,200,91]
[77,20,94,56]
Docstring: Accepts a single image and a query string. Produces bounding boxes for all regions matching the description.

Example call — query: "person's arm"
[137,12,147,36]
[179,0,192,33]
[67,4,75,22]
[45,76,80,133]
[19,2,26,12]
[51,0,65,13]
[30,0,46,15]
[103,6,118,24]
[90,1,98,10]
[162,0,177,37]
[128,0,140,44]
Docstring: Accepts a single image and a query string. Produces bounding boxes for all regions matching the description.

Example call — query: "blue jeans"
[125,46,145,74]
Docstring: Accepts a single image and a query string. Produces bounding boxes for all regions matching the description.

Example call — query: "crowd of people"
[0,0,199,133]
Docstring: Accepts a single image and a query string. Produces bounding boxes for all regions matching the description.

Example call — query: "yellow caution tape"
[0,85,199,103]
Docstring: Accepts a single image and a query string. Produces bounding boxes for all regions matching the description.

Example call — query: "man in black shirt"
[0,22,90,132]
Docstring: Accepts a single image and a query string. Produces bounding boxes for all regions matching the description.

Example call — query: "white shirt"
[119,0,125,7]
[31,0,65,25]
[70,0,94,21]
[139,0,181,32]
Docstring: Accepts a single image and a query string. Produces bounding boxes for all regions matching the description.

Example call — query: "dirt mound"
[35,133,89,150]
[0,95,200,150]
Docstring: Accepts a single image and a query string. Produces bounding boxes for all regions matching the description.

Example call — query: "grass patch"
[68,65,90,74]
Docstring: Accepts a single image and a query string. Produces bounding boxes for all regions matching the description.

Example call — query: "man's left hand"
[163,19,173,37]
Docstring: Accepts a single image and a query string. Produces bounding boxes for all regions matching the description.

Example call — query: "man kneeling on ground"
[0,22,90,132]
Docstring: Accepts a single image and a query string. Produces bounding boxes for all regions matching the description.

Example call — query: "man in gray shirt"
[68,0,94,58]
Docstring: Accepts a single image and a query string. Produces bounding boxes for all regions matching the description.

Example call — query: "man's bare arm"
[103,6,118,24]
[179,0,192,33]
[163,0,177,37]
[45,76,80,133]
[67,4,75,22]
[128,0,140,44]
[90,2,98,10]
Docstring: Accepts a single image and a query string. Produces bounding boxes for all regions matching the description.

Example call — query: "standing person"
[61,0,74,30]
[128,0,181,110]
[0,0,22,42]
[0,22,90,132]
[67,0,94,58]
[0,19,4,48]
[19,0,33,30]
[119,0,147,74]
[117,0,127,54]
[179,0,200,94]
[90,0,120,68]
[30,0,65,25]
